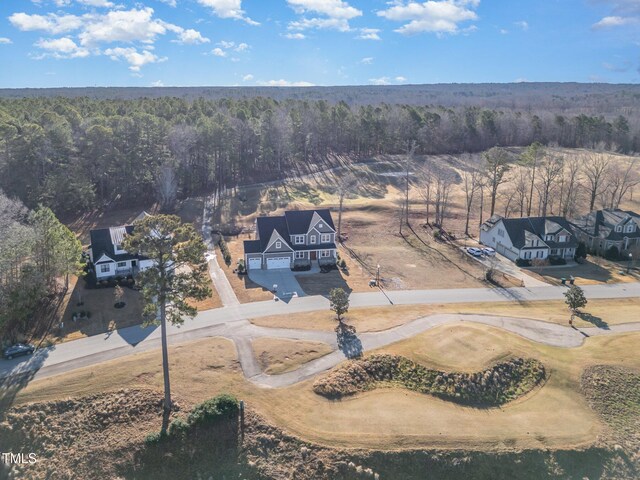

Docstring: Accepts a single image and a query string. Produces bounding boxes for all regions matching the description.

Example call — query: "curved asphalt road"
[1,283,640,389]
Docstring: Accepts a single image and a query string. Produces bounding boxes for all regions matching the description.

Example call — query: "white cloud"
[0,38,12,44]
[210,40,250,56]
[104,47,167,71]
[151,80,165,86]
[174,28,210,44]
[369,76,407,85]
[360,56,374,64]
[592,1,640,29]
[242,74,253,81]
[211,47,227,57]
[357,28,381,40]
[499,28,508,34]
[592,15,638,28]
[9,12,84,34]
[258,79,315,87]
[35,37,90,58]
[287,0,362,32]
[369,76,391,85]
[284,32,306,39]
[603,60,632,72]
[514,20,528,30]
[77,0,114,6]
[158,0,177,6]
[377,0,480,35]
[78,8,170,46]
[197,0,259,25]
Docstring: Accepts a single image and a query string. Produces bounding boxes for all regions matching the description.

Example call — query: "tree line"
[0,96,638,217]
[0,192,82,342]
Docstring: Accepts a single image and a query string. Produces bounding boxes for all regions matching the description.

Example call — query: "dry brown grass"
[250,298,640,332]
[223,239,274,303]
[10,327,640,451]
[252,338,333,375]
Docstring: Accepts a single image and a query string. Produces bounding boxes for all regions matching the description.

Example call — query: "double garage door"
[266,257,291,270]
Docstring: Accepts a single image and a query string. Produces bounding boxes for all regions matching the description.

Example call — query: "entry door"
[310,251,317,260]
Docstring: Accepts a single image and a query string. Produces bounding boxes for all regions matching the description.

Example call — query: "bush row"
[313,354,545,407]
[217,238,232,266]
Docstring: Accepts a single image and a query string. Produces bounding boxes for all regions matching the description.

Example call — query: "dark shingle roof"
[246,209,336,255]
[501,216,578,249]
[256,215,291,250]
[243,240,262,254]
[90,225,139,263]
[571,209,640,241]
[284,209,335,234]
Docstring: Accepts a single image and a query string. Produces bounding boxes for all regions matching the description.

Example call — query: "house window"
[275,241,282,249]
[616,226,622,232]
[295,251,305,259]
[294,235,305,244]
[117,261,127,268]
[100,264,110,273]
[310,236,317,244]
[321,234,331,243]
[321,250,331,257]
[559,235,567,242]
[318,223,324,229]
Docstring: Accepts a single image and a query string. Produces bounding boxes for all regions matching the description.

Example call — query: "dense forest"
[0,90,638,216]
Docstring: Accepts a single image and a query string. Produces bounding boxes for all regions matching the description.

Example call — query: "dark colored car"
[3,343,35,360]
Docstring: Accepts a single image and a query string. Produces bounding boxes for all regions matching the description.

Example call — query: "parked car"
[482,247,496,256]
[3,343,35,360]
[466,247,483,257]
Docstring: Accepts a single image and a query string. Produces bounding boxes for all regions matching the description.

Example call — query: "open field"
[253,338,333,375]
[8,322,640,451]
[250,297,640,332]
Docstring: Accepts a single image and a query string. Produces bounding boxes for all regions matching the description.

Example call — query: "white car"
[482,247,496,256]
[466,247,483,257]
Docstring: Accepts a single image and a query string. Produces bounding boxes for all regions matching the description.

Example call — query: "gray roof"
[284,209,335,234]
[90,225,141,263]
[499,216,578,249]
[572,209,640,241]
[247,209,336,255]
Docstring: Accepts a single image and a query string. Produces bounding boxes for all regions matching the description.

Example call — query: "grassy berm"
[1,387,638,480]
[313,354,545,406]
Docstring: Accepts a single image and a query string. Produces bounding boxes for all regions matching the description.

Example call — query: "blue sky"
[0,0,638,87]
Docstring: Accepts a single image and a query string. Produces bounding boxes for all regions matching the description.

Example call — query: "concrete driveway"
[249,267,315,301]
[461,247,549,288]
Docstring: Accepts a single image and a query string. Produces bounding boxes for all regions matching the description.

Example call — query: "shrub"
[548,256,567,266]
[168,418,189,437]
[217,238,232,266]
[338,258,347,270]
[236,258,246,274]
[575,242,587,260]
[291,263,311,271]
[515,258,532,267]
[605,245,620,261]
[144,430,168,445]
[187,394,239,427]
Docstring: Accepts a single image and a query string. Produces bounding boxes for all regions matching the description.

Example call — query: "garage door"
[248,257,262,270]
[266,257,290,269]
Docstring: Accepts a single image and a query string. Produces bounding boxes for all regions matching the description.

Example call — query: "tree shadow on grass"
[577,312,610,329]
[336,323,363,359]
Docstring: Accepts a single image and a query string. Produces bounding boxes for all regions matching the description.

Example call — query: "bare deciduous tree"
[483,147,511,217]
[603,158,639,209]
[583,151,611,211]
[561,155,582,217]
[536,153,564,217]
[460,167,482,236]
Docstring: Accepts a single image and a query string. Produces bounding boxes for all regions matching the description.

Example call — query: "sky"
[0,0,638,88]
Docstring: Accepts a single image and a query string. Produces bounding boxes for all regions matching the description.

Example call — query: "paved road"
[1,282,639,388]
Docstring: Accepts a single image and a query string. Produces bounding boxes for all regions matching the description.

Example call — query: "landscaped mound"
[313,354,545,406]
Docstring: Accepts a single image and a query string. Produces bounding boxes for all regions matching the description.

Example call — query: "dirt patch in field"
[253,338,334,375]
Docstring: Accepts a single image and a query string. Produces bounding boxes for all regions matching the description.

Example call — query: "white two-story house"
[243,209,337,270]
[480,215,578,262]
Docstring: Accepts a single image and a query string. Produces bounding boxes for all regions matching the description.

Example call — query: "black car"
[3,343,35,360]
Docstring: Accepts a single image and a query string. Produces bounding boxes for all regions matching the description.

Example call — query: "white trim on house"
[307,212,336,234]
[265,230,293,252]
